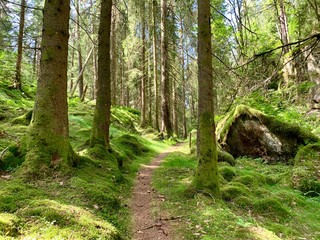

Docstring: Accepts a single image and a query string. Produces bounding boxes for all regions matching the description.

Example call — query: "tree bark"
[193,0,220,197]
[140,1,147,127]
[180,19,187,139]
[111,3,117,105]
[152,0,160,132]
[22,0,76,177]
[76,0,84,99]
[276,0,290,54]
[14,0,26,91]
[160,0,172,137]
[90,0,112,149]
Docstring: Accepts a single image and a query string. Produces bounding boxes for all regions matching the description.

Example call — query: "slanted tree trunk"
[90,0,112,149]
[21,0,76,177]
[160,0,172,137]
[14,0,26,91]
[152,0,160,132]
[193,0,220,197]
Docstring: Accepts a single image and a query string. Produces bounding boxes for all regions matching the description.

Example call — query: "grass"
[152,144,320,240]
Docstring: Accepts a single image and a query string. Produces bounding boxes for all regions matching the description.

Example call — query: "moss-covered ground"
[153,144,320,240]
[0,84,169,239]
[1,82,319,239]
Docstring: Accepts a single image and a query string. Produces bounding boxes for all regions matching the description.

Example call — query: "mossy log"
[217,105,319,162]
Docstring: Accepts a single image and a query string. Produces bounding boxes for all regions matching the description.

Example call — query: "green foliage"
[292,143,320,196]
[153,147,320,239]
[0,51,16,83]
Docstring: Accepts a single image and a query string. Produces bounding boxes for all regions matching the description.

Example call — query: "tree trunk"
[277,0,290,54]
[160,0,172,137]
[140,2,147,127]
[148,44,152,127]
[22,0,76,177]
[92,46,98,99]
[14,0,26,91]
[181,20,187,139]
[152,0,160,132]
[32,38,38,77]
[90,0,112,149]
[193,0,220,197]
[76,0,84,99]
[111,4,117,105]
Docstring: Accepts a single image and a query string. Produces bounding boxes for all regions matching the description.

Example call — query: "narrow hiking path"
[130,143,184,240]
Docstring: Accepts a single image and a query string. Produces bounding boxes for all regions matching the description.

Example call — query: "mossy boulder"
[217,105,319,162]
[292,142,320,196]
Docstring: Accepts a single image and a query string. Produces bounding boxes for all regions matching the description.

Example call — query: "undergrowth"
[0,90,168,239]
[153,144,320,240]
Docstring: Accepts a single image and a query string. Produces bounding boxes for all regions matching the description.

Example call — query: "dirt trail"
[131,144,183,240]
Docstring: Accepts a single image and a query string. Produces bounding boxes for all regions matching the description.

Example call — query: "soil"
[131,144,183,240]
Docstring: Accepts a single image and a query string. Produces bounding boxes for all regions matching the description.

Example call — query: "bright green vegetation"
[0,85,168,239]
[153,144,320,240]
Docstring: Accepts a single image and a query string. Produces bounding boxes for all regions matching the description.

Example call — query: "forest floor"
[131,143,184,240]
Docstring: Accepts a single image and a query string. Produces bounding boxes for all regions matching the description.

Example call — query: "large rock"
[217,105,319,162]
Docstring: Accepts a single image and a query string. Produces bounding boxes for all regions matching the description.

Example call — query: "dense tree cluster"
[1,0,319,192]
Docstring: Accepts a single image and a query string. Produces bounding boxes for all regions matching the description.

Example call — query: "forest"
[0,0,319,239]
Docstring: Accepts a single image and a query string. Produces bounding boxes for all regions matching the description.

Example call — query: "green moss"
[233,175,259,188]
[217,105,265,143]
[220,166,237,182]
[0,213,20,237]
[11,110,32,126]
[111,106,139,133]
[19,199,121,239]
[218,149,236,166]
[253,197,291,219]
[233,195,254,209]
[292,143,320,196]
[0,145,25,171]
[114,134,148,158]
[273,190,306,207]
[221,182,250,201]
[18,127,79,179]
[217,104,319,148]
